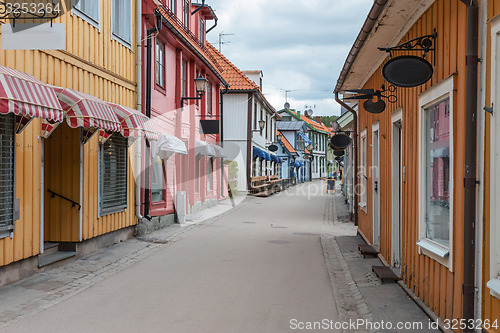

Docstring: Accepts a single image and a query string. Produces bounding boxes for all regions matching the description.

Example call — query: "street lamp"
[253,119,266,134]
[181,75,208,110]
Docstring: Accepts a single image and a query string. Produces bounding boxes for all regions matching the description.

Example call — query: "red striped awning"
[0,66,64,136]
[107,103,159,141]
[51,86,121,132]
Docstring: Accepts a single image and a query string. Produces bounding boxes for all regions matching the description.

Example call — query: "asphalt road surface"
[4,182,355,333]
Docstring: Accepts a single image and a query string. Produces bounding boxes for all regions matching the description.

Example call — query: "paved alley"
[0,182,436,333]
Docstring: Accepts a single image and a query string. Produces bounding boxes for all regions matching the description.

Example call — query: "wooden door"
[44,123,80,242]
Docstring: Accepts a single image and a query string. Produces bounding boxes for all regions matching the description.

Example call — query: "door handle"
[374,180,378,193]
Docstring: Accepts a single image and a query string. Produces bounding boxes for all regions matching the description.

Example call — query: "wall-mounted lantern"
[181,75,208,110]
[378,29,437,88]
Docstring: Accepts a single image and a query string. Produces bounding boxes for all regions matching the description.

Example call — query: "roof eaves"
[154,6,228,87]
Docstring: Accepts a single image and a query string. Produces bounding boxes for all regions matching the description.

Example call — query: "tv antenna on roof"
[218,32,235,52]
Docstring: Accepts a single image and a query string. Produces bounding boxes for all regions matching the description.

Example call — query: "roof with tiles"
[206,43,259,92]
[154,1,226,85]
[278,109,333,134]
[277,130,297,155]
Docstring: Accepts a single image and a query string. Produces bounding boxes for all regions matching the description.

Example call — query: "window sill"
[154,83,166,95]
[487,278,500,299]
[0,229,13,239]
[71,8,100,32]
[111,33,132,51]
[417,238,451,270]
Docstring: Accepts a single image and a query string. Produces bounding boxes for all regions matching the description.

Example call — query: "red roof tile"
[206,43,259,91]
[278,130,296,154]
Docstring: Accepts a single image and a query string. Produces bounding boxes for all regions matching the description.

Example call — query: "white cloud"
[209,0,374,116]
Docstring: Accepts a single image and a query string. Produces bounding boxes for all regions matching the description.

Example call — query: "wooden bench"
[250,176,271,197]
[268,175,282,194]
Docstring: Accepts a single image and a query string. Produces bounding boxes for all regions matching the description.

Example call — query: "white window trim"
[71,0,101,31]
[417,75,454,271]
[359,128,367,213]
[391,108,403,267]
[110,0,133,49]
[488,17,500,298]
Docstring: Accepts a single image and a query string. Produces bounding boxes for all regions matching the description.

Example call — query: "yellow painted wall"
[357,0,466,323]
[0,0,138,266]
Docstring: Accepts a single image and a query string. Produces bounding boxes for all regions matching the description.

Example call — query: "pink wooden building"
[140,0,227,226]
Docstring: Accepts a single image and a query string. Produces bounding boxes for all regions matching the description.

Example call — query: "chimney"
[315,116,322,123]
[296,111,301,117]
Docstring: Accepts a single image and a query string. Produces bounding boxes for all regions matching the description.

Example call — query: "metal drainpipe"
[460,0,479,328]
[135,0,143,220]
[144,13,162,221]
[191,0,205,15]
[334,92,358,226]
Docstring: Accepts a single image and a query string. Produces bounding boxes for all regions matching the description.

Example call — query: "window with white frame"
[417,76,454,270]
[169,0,176,14]
[99,134,128,216]
[207,157,213,191]
[73,0,100,27]
[111,0,132,46]
[0,114,14,238]
[181,59,188,98]
[151,154,165,203]
[155,39,165,88]
[199,18,205,44]
[359,129,367,210]
[207,81,212,115]
[488,18,500,297]
[183,0,190,28]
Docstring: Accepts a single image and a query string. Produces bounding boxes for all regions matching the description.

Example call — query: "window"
[99,134,128,215]
[155,39,165,88]
[254,102,258,129]
[489,19,500,298]
[359,129,367,210]
[207,157,213,191]
[169,0,176,14]
[111,0,132,46]
[207,81,212,115]
[152,154,165,202]
[195,155,200,193]
[183,0,190,28]
[73,0,100,27]
[199,19,205,44]
[417,76,454,270]
[0,114,14,238]
[181,59,188,98]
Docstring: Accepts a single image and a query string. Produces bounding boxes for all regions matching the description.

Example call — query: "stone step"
[38,251,77,268]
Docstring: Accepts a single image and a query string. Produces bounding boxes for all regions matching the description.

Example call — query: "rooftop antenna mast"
[218,32,235,52]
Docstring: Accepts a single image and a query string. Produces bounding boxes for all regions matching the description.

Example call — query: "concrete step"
[43,242,59,256]
[38,250,77,268]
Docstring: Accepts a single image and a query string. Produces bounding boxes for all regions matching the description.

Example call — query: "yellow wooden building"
[0,0,142,286]
[335,0,483,329]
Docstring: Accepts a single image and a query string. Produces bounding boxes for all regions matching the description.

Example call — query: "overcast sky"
[208,0,373,116]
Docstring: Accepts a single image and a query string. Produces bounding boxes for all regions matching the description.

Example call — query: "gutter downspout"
[334,93,359,226]
[220,85,228,197]
[460,0,479,328]
[191,0,205,15]
[144,13,162,221]
[206,17,217,34]
[135,0,143,220]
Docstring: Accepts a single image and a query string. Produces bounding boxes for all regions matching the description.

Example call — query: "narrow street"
[2,182,355,333]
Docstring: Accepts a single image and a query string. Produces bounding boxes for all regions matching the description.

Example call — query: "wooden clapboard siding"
[357,0,466,322]
[0,0,138,267]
